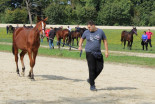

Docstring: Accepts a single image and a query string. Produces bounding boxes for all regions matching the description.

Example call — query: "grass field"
[0,27,155,67]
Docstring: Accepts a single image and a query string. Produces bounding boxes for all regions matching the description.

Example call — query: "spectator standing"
[67,26,72,32]
[146,29,153,48]
[48,27,56,49]
[141,31,148,50]
[75,25,80,32]
[45,28,51,43]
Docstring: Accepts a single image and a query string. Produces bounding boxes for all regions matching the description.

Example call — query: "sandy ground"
[0,52,155,104]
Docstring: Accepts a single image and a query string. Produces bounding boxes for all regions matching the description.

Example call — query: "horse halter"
[36,21,45,37]
[41,22,45,35]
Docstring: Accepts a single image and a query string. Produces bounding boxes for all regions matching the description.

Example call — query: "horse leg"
[123,40,126,49]
[127,41,131,50]
[14,47,20,75]
[72,39,74,46]
[31,50,38,79]
[62,37,65,47]
[20,51,27,76]
[27,50,34,79]
[130,41,133,50]
[57,39,60,49]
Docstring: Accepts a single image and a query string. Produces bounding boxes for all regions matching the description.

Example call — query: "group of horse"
[50,26,86,50]
[11,16,138,80]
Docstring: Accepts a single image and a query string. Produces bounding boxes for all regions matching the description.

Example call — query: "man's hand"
[105,51,109,58]
[78,46,82,51]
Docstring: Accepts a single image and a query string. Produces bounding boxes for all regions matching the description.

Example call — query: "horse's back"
[56,29,63,38]
[13,27,35,50]
[63,29,69,36]
[121,30,128,41]
[121,30,133,41]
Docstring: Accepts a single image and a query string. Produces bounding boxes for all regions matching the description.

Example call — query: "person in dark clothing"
[78,20,109,91]
[48,27,56,49]
[146,29,153,48]
[75,25,80,32]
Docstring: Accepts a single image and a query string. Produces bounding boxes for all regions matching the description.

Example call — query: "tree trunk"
[25,0,32,25]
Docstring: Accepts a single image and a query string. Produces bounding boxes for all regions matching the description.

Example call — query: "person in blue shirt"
[78,20,108,91]
[141,31,148,50]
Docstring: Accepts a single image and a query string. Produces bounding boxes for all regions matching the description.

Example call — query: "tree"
[25,0,32,24]
[149,11,155,26]
[5,8,27,23]
[45,4,67,24]
[97,0,132,25]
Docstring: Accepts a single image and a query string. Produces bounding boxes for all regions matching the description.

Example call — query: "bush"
[4,8,27,24]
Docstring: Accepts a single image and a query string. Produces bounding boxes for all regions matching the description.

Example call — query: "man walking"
[78,20,108,91]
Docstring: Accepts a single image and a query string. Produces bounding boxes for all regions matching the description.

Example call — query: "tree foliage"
[4,8,27,23]
[0,0,155,26]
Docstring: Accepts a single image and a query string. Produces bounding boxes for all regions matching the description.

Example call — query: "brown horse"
[69,31,81,46]
[56,29,70,49]
[12,17,48,79]
[121,27,137,50]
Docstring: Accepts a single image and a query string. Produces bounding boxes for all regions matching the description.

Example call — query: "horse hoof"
[31,78,35,81]
[17,73,21,77]
[28,75,31,78]
[21,72,25,77]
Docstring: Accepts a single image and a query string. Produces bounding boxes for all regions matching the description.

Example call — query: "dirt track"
[0,52,155,104]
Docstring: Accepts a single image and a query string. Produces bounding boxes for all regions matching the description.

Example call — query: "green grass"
[0,44,155,67]
[0,27,155,67]
[103,29,155,53]
[1,27,155,53]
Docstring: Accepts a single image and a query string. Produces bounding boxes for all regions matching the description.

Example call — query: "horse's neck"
[33,24,40,35]
[29,25,40,41]
[129,30,134,35]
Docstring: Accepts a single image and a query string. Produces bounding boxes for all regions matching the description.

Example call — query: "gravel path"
[0,52,155,104]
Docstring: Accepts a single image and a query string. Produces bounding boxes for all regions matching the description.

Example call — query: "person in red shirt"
[45,28,51,43]
[146,29,153,48]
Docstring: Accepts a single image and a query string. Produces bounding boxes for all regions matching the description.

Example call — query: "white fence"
[0,24,155,30]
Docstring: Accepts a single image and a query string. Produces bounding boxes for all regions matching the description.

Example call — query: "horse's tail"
[12,31,15,55]
[12,44,15,55]
[121,31,125,42]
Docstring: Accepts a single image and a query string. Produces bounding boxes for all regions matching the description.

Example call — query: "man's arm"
[103,39,109,58]
[78,38,84,50]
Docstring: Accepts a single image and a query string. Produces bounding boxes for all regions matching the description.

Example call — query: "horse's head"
[132,27,137,35]
[36,16,48,36]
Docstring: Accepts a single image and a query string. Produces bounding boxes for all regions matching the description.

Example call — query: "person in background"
[78,20,109,91]
[146,29,153,48]
[141,31,148,50]
[67,26,72,32]
[48,27,55,49]
[45,28,51,43]
[75,25,80,32]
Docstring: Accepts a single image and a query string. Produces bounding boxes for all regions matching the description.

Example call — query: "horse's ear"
[44,17,48,22]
